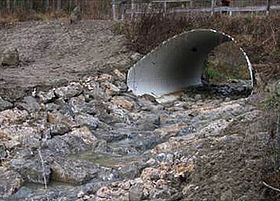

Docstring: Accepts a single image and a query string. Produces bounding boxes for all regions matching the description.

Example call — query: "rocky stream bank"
[0,68,269,201]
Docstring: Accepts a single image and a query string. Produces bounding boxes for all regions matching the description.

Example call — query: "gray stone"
[0,168,23,198]
[0,97,13,111]
[51,157,99,184]
[75,113,99,130]
[1,47,19,66]
[54,83,83,100]
[69,96,96,115]
[275,80,280,96]
[135,113,160,131]
[0,144,7,160]
[11,157,51,185]
[16,96,40,113]
[129,183,144,201]
[50,123,71,136]
[37,90,56,103]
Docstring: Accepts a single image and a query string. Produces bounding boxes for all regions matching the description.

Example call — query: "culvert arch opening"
[127,29,254,98]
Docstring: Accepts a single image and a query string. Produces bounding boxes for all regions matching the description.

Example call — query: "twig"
[38,148,48,189]
[263,181,280,193]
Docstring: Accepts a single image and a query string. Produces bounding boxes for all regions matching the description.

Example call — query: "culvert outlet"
[127,29,254,97]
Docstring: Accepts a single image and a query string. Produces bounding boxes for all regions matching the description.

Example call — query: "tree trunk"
[57,0,62,10]
[6,0,10,11]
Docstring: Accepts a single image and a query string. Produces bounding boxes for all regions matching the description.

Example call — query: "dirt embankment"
[0,20,134,101]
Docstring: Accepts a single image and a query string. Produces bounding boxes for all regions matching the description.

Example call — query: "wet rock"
[11,157,51,185]
[0,168,23,198]
[111,96,135,111]
[51,157,99,184]
[37,90,56,103]
[1,47,20,66]
[75,114,99,130]
[54,83,83,100]
[0,97,13,111]
[43,136,72,156]
[16,96,40,113]
[50,123,71,136]
[44,126,97,156]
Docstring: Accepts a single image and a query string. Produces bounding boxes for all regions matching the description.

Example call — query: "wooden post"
[131,0,135,19]
[163,1,167,15]
[112,0,117,20]
[211,0,215,16]
[266,0,271,15]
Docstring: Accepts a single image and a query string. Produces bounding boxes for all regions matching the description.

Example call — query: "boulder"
[1,47,19,66]
[51,157,99,184]
[54,83,83,100]
[11,157,51,185]
[0,97,13,112]
[0,168,23,198]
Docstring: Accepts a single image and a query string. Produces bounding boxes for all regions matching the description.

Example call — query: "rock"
[135,113,160,131]
[0,126,41,149]
[220,189,233,201]
[113,69,126,81]
[129,183,144,201]
[0,97,13,111]
[0,108,29,126]
[37,90,56,103]
[0,144,7,160]
[101,82,120,96]
[16,96,40,113]
[75,114,99,130]
[69,126,97,145]
[194,94,202,101]
[51,158,99,184]
[50,123,71,136]
[11,157,51,185]
[0,168,23,198]
[47,111,76,128]
[12,186,33,199]
[111,96,135,111]
[69,96,96,115]
[54,83,83,100]
[96,74,113,82]
[155,124,192,138]
[274,80,280,96]
[130,53,142,61]
[177,126,196,136]
[1,47,20,66]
